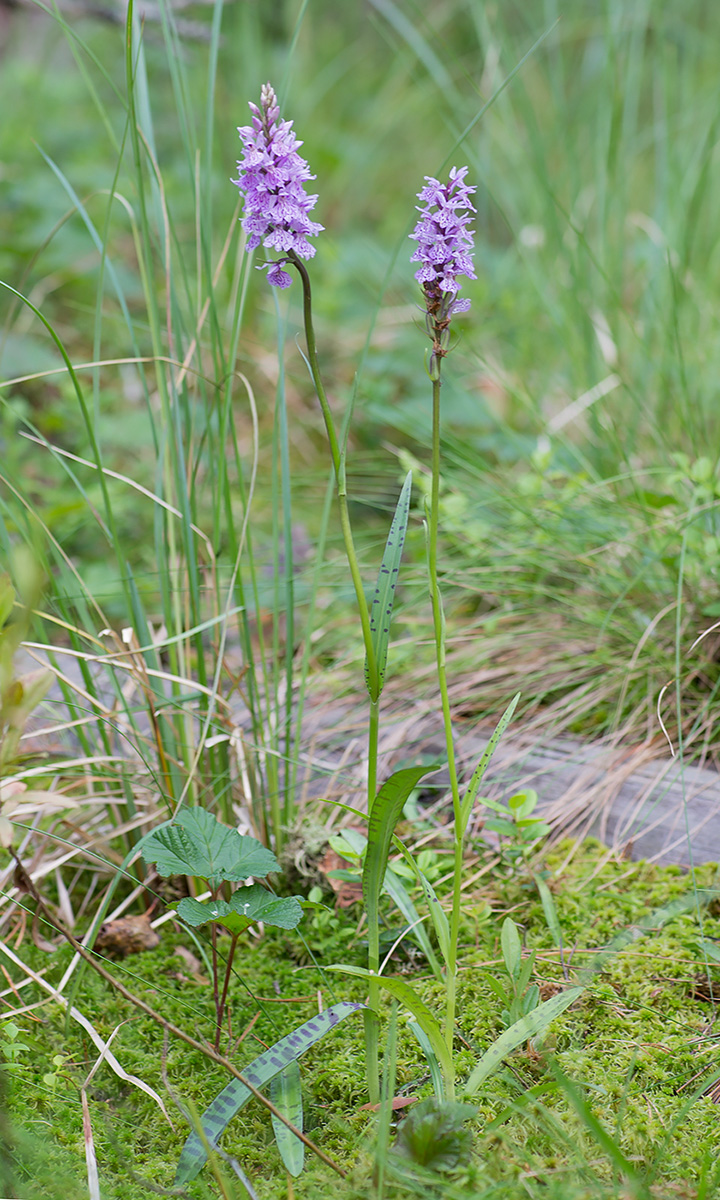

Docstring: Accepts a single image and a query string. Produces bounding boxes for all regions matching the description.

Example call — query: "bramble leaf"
[176,887,303,934]
[142,807,278,887]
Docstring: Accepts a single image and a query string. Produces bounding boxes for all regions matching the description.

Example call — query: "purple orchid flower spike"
[232,82,324,288]
[409,166,476,373]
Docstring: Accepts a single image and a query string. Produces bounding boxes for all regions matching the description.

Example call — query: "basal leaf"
[142,807,277,886]
[271,1062,304,1177]
[327,964,454,1081]
[364,471,412,700]
[463,987,582,1095]
[175,1001,365,1184]
[363,766,439,950]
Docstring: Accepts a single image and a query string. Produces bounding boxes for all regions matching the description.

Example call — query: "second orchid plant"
[230,84,528,1104]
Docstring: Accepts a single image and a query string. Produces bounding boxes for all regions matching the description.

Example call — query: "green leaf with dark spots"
[174,1001,365,1183]
[463,987,583,1095]
[364,471,412,700]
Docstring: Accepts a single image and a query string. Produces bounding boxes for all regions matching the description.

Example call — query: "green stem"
[428,371,462,1097]
[289,250,381,1104]
[289,251,379,700]
[365,692,381,1104]
[368,697,379,807]
[216,932,239,1051]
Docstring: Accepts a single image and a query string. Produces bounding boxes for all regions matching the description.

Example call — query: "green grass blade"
[383,865,444,980]
[550,1065,649,1198]
[533,874,563,950]
[270,1062,304,1178]
[463,988,583,1096]
[364,470,412,700]
[175,1001,365,1184]
[460,692,520,834]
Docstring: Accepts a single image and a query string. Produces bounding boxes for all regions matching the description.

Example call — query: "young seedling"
[484,917,541,1029]
[142,806,303,1051]
[476,787,551,873]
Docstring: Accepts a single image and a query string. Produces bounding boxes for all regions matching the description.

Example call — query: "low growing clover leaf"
[142,806,278,889]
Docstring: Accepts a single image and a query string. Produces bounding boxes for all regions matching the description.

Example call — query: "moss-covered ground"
[3,840,720,1199]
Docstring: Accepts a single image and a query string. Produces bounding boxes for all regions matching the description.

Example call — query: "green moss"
[4,843,719,1197]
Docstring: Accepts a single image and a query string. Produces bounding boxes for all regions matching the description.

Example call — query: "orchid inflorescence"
[232,81,323,288]
[409,167,476,373]
[233,82,476,329]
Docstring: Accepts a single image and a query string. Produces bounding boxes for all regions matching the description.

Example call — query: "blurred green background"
[3,0,720,749]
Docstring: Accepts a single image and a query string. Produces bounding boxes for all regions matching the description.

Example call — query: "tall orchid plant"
[231,84,522,1102]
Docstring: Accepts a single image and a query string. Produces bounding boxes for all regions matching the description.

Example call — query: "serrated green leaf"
[460,693,520,833]
[227,887,304,930]
[176,887,303,935]
[142,808,277,887]
[326,963,454,1080]
[463,987,583,1095]
[364,471,412,700]
[175,1001,365,1184]
[271,1062,304,1177]
[176,896,232,928]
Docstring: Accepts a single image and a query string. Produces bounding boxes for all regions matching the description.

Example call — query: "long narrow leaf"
[384,866,444,980]
[175,1001,364,1183]
[327,964,454,1081]
[408,1019,445,1100]
[364,471,412,700]
[460,693,520,833]
[363,766,439,947]
[271,1062,304,1178]
[463,988,583,1095]
[391,838,450,969]
[534,874,563,950]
